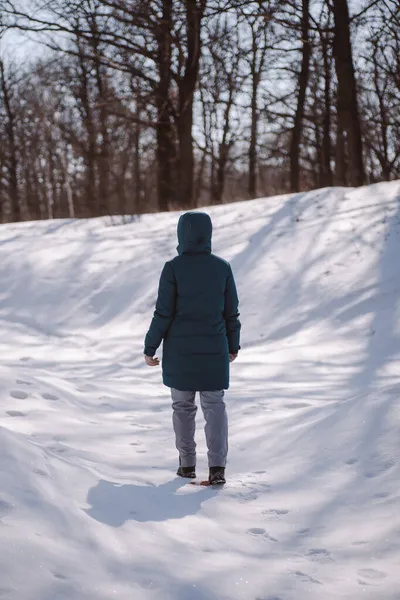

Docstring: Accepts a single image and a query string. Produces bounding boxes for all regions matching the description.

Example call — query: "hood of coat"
[177,212,213,255]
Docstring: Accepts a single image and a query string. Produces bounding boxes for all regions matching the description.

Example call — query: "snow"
[1,181,400,600]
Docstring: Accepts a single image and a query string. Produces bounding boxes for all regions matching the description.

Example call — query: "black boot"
[208,466,226,485]
[177,458,196,479]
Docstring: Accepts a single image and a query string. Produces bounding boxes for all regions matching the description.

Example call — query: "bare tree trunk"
[195,86,209,206]
[213,88,235,204]
[335,116,347,185]
[332,0,365,186]
[91,15,110,215]
[177,107,194,207]
[246,8,270,199]
[210,148,217,204]
[321,26,333,187]
[46,174,54,219]
[66,173,75,218]
[248,57,259,198]
[156,0,175,212]
[0,151,5,222]
[46,128,56,218]
[60,152,75,218]
[134,101,142,212]
[313,95,322,188]
[177,0,206,209]
[23,158,37,220]
[75,33,97,216]
[289,0,311,193]
[214,143,230,203]
[370,43,391,179]
[0,60,21,222]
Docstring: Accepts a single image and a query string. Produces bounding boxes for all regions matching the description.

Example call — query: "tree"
[175,0,207,208]
[198,13,244,204]
[241,1,276,198]
[331,0,365,186]
[289,0,311,193]
[361,1,400,181]
[0,59,21,221]
[0,0,398,224]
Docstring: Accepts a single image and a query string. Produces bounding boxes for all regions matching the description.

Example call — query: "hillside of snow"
[0,182,400,600]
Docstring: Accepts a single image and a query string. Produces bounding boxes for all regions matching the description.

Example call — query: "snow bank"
[0,181,399,599]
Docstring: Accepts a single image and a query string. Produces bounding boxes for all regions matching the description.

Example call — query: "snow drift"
[0,181,399,600]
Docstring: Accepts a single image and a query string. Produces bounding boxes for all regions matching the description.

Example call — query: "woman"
[144,212,241,485]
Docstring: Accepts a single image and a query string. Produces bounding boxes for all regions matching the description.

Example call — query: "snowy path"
[1,182,400,599]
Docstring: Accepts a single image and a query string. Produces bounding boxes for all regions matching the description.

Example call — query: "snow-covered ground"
[1,182,400,600]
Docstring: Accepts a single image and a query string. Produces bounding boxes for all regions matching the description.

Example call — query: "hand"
[145,355,160,367]
[229,353,238,363]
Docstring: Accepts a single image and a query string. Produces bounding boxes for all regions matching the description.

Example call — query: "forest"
[0,0,399,221]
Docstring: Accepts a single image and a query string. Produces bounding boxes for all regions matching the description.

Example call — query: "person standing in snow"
[144,212,241,485]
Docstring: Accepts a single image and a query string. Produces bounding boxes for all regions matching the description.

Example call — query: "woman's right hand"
[145,355,160,367]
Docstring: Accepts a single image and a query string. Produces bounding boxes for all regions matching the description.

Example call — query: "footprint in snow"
[292,571,321,585]
[236,489,260,502]
[284,402,311,409]
[248,527,266,535]
[19,356,32,362]
[364,459,395,478]
[16,380,32,386]
[10,390,29,400]
[42,393,59,401]
[345,458,358,465]
[358,569,387,586]
[263,508,289,517]
[247,528,278,542]
[306,548,332,563]
[48,444,68,455]
[52,572,68,581]
[373,491,389,499]
[6,410,26,417]
[99,402,113,409]
[33,468,50,478]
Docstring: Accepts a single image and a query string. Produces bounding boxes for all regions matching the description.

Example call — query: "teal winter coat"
[144,212,241,391]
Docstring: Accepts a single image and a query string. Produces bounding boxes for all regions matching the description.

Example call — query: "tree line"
[0,0,399,222]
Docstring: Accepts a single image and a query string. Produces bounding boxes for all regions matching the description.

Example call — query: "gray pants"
[171,389,228,468]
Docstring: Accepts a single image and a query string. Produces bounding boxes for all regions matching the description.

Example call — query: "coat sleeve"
[144,262,177,357]
[224,264,241,354]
